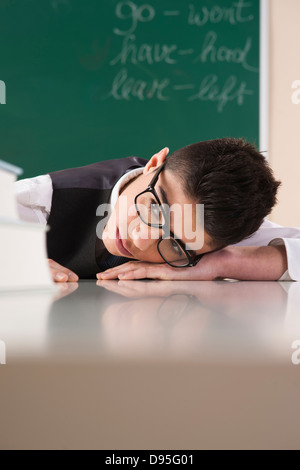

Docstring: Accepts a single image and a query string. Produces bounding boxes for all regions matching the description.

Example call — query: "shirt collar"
[109,166,144,209]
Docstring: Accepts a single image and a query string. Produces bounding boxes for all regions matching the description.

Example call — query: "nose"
[131,218,162,251]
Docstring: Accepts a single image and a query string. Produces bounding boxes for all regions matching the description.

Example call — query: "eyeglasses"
[134,163,204,268]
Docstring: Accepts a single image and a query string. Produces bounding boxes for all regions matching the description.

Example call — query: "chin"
[102,238,117,255]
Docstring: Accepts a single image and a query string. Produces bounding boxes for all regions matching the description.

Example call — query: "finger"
[96,261,145,279]
[50,268,78,282]
[116,265,184,280]
[118,267,156,280]
[49,268,68,282]
[100,260,165,275]
[97,270,119,280]
[121,264,201,281]
[48,259,79,282]
[98,263,175,280]
[97,263,150,279]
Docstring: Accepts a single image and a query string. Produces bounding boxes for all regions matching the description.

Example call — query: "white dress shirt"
[14,170,300,281]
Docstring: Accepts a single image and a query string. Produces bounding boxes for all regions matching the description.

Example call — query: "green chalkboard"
[0,0,260,178]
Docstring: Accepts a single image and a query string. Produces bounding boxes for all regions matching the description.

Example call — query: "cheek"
[135,245,163,263]
[103,206,118,235]
[119,212,137,239]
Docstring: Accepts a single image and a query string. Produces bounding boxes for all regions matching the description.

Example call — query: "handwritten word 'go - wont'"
[113,0,255,36]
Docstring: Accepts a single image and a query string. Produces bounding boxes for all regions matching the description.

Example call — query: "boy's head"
[102,138,281,264]
[165,138,281,248]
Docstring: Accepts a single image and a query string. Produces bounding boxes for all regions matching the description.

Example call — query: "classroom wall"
[269,0,300,226]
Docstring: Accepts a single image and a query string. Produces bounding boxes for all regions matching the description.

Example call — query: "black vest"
[47,156,147,278]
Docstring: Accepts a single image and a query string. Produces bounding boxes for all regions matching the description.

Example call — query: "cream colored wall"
[269,0,300,226]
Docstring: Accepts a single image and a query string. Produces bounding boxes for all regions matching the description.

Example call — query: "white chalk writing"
[188,0,254,26]
[113,1,155,36]
[102,1,258,111]
[194,31,258,72]
[104,68,170,101]
[110,34,178,65]
[188,74,253,112]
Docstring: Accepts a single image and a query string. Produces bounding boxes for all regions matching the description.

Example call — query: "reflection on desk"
[0,279,299,363]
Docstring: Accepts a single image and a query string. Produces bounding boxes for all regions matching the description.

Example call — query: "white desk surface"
[1,280,300,449]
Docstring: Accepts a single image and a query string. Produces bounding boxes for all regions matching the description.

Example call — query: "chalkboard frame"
[259,0,269,155]
[0,0,267,176]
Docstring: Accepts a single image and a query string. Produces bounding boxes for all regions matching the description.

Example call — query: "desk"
[0,280,300,449]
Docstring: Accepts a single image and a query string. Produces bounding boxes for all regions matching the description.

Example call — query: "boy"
[15,138,300,282]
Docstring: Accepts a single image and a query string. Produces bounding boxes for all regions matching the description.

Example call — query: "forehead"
[157,168,192,205]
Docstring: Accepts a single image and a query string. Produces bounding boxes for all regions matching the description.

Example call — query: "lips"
[116,228,133,257]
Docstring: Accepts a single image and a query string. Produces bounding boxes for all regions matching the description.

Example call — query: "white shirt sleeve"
[14,174,53,226]
[232,219,300,281]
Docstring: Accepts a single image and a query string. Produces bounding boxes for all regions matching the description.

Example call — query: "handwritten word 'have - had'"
[109,32,257,72]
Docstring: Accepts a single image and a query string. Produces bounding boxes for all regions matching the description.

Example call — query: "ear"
[143,147,169,174]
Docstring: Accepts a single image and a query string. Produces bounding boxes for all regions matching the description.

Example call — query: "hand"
[48,258,79,283]
[96,245,288,281]
[96,250,222,281]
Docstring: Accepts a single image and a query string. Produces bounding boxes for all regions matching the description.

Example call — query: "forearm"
[215,245,288,281]
[96,245,289,281]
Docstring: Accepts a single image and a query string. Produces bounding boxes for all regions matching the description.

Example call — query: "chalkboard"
[0,0,260,178]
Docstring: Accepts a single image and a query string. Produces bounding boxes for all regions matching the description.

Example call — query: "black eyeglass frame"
[134,163,205,268]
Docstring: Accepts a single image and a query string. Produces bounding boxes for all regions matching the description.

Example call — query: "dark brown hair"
[165,138,281,247]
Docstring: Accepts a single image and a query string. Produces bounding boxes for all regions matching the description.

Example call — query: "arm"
[213,244,288,280]
[233,219,300,281]
[14,175,79,282]
[14,174,53,224]
[97,218,299,281]
[96,244,288,281]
